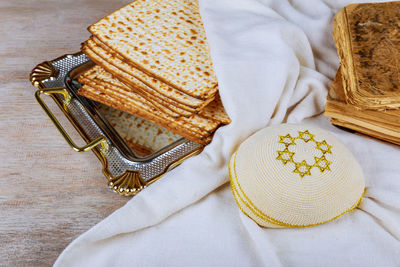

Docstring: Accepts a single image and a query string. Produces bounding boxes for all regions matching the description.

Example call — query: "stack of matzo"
[78,0,230,144]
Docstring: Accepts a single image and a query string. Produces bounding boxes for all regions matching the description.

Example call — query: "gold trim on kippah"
[229,152,365,228]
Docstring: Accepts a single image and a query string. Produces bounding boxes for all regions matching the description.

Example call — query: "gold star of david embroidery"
[278,134,296,147]
[276,148,295,165]
[314,156,332,172]
[294,160,313,178]
[275,130,333,178]
[315,140,332,154]
[297,130,315,143]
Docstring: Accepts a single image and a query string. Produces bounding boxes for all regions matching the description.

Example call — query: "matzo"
[78,89,211,144]
[97,104,182,156]
[199,95,231,125]
[89,0,218,99]
[78,85,213,144]
[80,65,188,118]
[78,67,223,133]
[82,44,197,117]
[79,82,216,136]
[84,39,214,114]
[89,37,211,110]
[78,83,210,138]
[80,64,230,125]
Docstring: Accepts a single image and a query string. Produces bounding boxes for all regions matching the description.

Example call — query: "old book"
[333,1,400,110]
[325,69,400,145]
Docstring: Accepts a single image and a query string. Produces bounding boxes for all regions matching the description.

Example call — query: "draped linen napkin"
[55,0,400,266]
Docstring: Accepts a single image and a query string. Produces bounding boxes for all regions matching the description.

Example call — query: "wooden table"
[0,1,133,265]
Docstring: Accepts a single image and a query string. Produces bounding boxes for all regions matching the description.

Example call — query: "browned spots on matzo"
[86,0,221,109]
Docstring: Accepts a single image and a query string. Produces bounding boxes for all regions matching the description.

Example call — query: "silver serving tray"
[30,52,203,196]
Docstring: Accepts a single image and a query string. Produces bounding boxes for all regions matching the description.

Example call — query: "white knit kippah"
[229,123,365,228]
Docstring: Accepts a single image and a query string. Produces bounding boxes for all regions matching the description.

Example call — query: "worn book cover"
[325,68,400,145]
[333,1,400,110]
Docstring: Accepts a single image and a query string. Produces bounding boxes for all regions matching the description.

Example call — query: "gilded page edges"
[333,5,357,105]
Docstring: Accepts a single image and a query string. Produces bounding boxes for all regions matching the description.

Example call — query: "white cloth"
[55,0,400,266]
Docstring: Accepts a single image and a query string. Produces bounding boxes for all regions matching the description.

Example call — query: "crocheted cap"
[229,123,365,228]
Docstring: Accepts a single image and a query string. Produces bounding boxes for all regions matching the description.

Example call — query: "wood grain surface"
[0,1,133,266]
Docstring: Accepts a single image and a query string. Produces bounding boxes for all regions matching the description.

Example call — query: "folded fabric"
[55,0,400,266]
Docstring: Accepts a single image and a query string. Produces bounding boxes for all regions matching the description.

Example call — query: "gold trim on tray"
[30,58,146,196]
[30,55,203,196]
[30,61,59,87]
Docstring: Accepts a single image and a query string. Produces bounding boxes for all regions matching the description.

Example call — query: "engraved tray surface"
[30,53,203,196]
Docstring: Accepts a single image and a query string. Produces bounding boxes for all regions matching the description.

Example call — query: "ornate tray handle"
[30,54,203,196]
[35,87,109,153]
